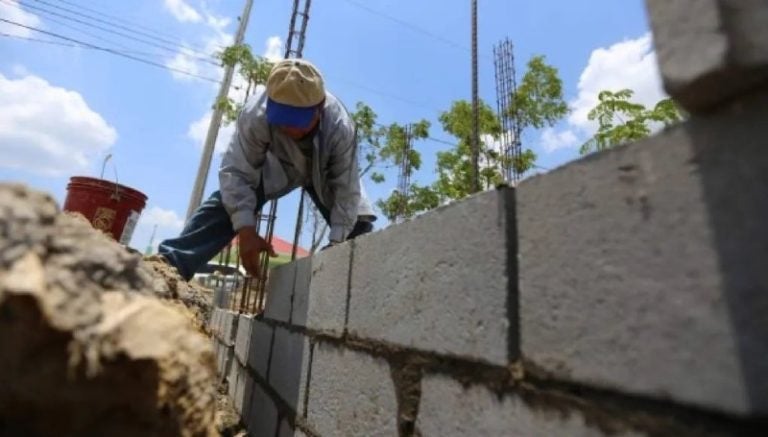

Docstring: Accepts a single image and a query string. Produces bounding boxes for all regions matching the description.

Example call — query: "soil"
[0,184,219,436]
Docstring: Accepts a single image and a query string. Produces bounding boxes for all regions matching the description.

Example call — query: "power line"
[31,0,207,53]
[11,0,220,65]
[329,74,439,112]
[0,18,223,83]
[0,31,75,48]
[340,0,491,59]
[30,11,134,51]
[44,0,205,46]
[341,0,469,53]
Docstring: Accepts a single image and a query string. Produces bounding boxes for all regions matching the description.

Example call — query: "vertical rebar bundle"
[493,38,521,184]
[243,0,313,314]
[470,0,480,193]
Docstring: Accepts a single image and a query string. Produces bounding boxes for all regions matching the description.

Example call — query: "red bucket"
[63,176,148,245]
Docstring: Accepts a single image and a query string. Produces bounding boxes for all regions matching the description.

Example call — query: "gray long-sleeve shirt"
[219,89,362,242]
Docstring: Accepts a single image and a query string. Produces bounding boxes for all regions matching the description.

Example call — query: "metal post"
[470,0,480,193]
[186,0,254,219]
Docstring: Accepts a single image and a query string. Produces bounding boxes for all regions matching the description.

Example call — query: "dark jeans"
[159,187,372,281]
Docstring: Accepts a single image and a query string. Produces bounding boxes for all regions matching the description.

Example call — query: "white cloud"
[166,47,202,82]
[164,0,202,23]
[0,0,41,37]
[568,33,666,133]
[187,111,236,154]
[538,33,668,154]
[11,64,30,76]
[165,27,232,84]
[540,128,578,153]
[131,206,185,252]
[142,206,185,230]
[184,33,280,153]
[264,36,283,62]
[0,72,117,176]
[205,13,230,31]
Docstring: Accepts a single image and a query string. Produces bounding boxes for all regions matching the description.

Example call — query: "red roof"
[232,235,309,257]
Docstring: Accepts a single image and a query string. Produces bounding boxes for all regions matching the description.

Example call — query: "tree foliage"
[503,55,569,174]
[216,44,274,124]
[510,55,569,131]
[349,102,432,222]
[579,89,683,154]
[433,99,502,199]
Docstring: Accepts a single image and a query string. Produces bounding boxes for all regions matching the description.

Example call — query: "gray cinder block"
[348,189,515,365]
[269,327,311,411]
[646,0,768,111]
[264,263,296,322]
[417,375,643,436]
[519,90,768,415]
[306,343,398,436]
[292,243,350,337]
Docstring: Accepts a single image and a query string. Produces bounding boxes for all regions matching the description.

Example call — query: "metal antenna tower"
[493,38,521,184]
[244,0,313,314]
[396,125,413,221]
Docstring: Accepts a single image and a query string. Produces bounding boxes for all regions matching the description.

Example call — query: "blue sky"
[0,0,666,252]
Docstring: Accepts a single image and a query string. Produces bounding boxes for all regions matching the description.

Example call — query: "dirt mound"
[143,255,214,331]
[0,184,217,436]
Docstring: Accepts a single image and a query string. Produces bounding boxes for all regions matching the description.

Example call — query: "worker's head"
[266,58,325,139]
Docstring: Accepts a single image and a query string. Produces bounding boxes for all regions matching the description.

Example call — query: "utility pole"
[186,0,254,219]
[470,0,480,193]
[144,224,158,256]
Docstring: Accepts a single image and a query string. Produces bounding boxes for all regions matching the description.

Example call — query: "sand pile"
[0,184,217,436]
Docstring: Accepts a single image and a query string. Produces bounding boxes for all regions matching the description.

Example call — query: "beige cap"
[266,59,325,108]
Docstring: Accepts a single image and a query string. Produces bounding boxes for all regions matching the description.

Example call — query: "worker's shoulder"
[322,91,355,133]
[241,90,269,118]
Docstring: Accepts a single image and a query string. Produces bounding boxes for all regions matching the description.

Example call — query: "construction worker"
[159,58,375,281]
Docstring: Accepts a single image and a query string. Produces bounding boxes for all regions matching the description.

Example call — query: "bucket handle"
[100,153,121,201]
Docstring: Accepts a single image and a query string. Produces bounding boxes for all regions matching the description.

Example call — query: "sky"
[0,0,667,253]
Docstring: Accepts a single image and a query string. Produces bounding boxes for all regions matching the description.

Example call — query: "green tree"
[432,99,502,200]
[372,121,432,221]
[506,54,569,174]
[579,89,683,154]
[216,44,273,123]
[349,102,437,222]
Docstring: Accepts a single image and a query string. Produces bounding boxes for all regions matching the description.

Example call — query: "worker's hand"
[238,226,277,278]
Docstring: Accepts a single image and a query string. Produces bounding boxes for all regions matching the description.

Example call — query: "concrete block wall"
[209,1,767,434]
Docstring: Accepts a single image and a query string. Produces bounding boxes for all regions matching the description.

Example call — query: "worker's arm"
[219,94,276,276]
[219,94,269,232]
[325,114,361,243]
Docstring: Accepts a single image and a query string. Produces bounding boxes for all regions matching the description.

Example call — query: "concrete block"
[349,189,514,365]
[417,375,642,436]
[230,364,253,417]
[234,314,253,365]
[220,310,239,346]
[235,374,254,417]
[209,307,220,333]
[292,244,349,337]
[226,361,240,400]
[264,263,296,322]
[307,343,398,436]
[247,318,274,378]
[268,327,311,411]
[646,0,768,112]
[246,382,278,437]
[518,92,768,415]
[289,256,312,326]
[217,343,233,378]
